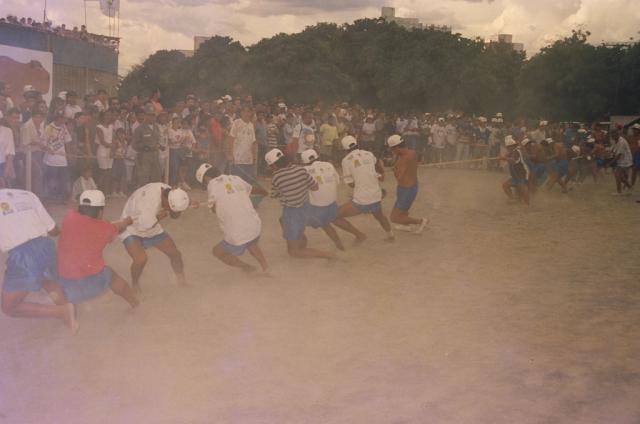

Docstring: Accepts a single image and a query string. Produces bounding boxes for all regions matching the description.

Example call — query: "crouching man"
[56,190,139,308]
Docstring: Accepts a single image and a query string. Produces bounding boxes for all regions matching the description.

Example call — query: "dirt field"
[1,168,639,424]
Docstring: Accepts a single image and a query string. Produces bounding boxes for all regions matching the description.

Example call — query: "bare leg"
[154,237,187,285]
[332,217,367,244]
[390,208,422,225]
[372,209,394,241]
[125,239,147,293]
[516,185,530,206]
[337,202,362,219]
[286,239,335,259]
[246,243,268,272]
[108,267,139,308]
[321,224,345,251]
[42,279,68,305]
[212,243,255,272]
[1,290,78,333]
[503,180,515,198]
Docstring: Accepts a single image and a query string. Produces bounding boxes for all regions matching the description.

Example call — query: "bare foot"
[63,303,80,334]
[354,234,368,245]
[241,264,257,273]
[132,284,142,296]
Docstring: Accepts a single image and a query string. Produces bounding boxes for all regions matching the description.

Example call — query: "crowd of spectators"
[1,81,638,205]
[0,15,119,50]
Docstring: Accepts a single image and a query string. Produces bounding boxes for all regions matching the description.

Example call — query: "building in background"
[0,20,119,104]
[490,34,525,52]
[381,7,452,33]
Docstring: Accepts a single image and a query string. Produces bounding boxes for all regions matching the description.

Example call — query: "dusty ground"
[1,168,639,424]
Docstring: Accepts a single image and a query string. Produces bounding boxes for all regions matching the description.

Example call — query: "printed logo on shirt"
[224,183,235,194]
[354,159,361,167]
[0,202,14,216]
[314,175,323,184]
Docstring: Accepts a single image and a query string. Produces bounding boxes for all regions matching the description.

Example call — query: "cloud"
[3,0,640,74]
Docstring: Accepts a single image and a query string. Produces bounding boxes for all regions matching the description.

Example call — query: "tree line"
[119,19,640,122]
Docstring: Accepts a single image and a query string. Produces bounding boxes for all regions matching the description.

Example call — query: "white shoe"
[415,218,429,234]
[393,224,414,232]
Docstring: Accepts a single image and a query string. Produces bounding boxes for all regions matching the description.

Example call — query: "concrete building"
[381,7,451,33]
[491,33,525,52]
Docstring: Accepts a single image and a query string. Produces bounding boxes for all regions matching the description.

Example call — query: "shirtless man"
[501,136,530,206]
[387,135,428,234]
[546,137,569,193]
[522,138,546,195]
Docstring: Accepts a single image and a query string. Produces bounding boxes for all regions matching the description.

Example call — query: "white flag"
[99,0,119,17]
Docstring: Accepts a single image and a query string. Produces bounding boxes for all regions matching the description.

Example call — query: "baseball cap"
[265,148,284,165]
[195,163,213,184]
[504,135,517,146]
[168,188,190,212]
[277,102,286,108]
[79,190,106,207]
[341,135,357,150]
[387,134,403,147]
[571,145,581,154]
[586,137,595,143]
[23,84,38,94]
[632,123,640,130]
[539,120,548,126]
[222,94,232,101]
[301,149,318,164]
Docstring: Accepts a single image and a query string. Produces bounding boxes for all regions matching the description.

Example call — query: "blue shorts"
[123,232,169,250]
[281,205,307,241]
[531,162,546,180]
[220,237,259,256]
[58,267,112,304]
[394,185,418,211]
[551,159,569,177]
[633,151,640,169]
[306,202,338,228]
[352,201,381,214]
[3,237,57,293]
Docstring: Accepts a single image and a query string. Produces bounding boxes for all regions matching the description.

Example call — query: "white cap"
[222,94,232,101]
[546,137,555,143]
[632,123,640,130]
[496,118,504,123]
[23,84,37,93]
[265,148,284,165]
[79,190,105,207]
[577,128,587,134]
[58,91,67,101]
[504,135,517,147]
[587,137,595,143]
[478,117,487,123]
[438,117,445,122]
[301,149,318,164]
[215,99,223,105]
[341,135,357,150]
[539,120,548,126]
[521,138,532,146]
[195,163,213,184]
[168,188,190,212]
[496,112,503,118]
[277,102,286,108]
[387,134,403,147]
[571,145,581,154]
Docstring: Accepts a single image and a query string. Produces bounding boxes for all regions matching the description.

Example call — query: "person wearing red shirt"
[57,190,138,307]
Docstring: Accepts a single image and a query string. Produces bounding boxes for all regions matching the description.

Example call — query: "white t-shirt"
[64,104,82,120]
[445,124,458,145]
[230,119,256,165]
[94,100,106,112]
[342,149,382,205]
[304,161,339,207]
[0,126,16,165]
[43,123,71,167]
[613,137,633,168]
[0,189,55,252]
[207,175,261,246]
[293,123,315,154]
[120,182,171,238]
[95,124,114,158]
[20,119,44,152]
[430,124,447,149]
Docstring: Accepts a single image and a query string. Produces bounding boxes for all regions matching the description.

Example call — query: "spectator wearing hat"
[56,190,139,307]
[133,105,162,187]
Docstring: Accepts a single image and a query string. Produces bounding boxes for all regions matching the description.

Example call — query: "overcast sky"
[4,0,640,74]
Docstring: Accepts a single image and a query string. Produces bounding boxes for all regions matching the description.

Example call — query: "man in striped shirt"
[265,148,335,259]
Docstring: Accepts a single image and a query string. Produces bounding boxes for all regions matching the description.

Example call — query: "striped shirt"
[271,165,315,208]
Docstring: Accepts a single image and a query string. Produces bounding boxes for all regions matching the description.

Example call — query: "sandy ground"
[1,168,639,424]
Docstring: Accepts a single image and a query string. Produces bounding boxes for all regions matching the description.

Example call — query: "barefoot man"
[120,183,193,292]
[265,148,335,259]
[387,135,428,234]
[337,136,395,241]
[301,149,366,249]
[56,190,139,308]
[196,164,268,273]
[501,136,530,206]
[0,188,77,332]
